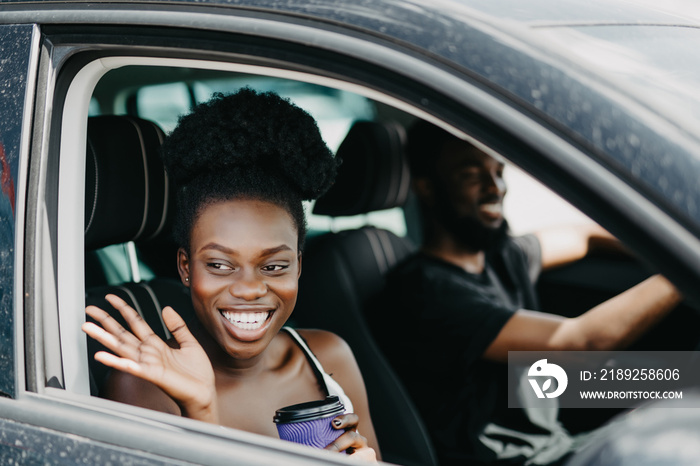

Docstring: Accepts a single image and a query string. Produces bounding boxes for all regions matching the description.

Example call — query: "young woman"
[82,89,379,461]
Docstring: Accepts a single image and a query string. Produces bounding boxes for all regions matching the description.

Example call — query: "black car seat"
[294,121,438,466]
[83,115,195,395]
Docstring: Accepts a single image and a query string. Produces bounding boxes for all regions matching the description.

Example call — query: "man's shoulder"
[388,252,489,297]
[493,234,540,264]
[390,251,457,280]
[383,253,444,294]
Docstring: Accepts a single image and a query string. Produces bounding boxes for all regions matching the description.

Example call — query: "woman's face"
[179,198,300,360]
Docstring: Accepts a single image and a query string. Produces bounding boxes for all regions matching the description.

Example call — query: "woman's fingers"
[93,350,144,375]
[326,415,376,460]
[82,320,124,349]
[331,413,360,431]
[83,308,144,358]
[345,447,377,462]
[325,429,368,453]
[84,298,166,362]
[105,294,157,341]
[161,306,196,347]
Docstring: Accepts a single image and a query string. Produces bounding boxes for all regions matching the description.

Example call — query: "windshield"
[538,25,700,140]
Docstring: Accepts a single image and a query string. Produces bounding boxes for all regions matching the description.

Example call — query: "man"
[369,121,682,466]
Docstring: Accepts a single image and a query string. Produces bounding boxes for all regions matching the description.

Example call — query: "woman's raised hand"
[82,294,219,423]
[325,413,377,461]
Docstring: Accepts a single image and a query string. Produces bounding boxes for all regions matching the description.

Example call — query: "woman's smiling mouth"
[220,309,273,331]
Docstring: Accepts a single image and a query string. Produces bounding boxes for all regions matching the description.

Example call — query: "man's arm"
[482,274,682,362]
[534,223,625,271]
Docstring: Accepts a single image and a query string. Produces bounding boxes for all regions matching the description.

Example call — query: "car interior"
[75,63,700,465]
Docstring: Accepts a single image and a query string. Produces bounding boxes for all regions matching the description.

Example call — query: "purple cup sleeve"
[276,416,344,449]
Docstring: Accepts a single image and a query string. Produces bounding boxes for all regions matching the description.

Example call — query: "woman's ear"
[297,253,302,279]
[177,247,191,287]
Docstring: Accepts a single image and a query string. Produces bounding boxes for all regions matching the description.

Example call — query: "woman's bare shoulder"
[294,328,354,370]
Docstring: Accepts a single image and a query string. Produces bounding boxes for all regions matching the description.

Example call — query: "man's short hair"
[406,120,463,178]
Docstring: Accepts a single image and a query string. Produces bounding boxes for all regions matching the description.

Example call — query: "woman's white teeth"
[222,311,269,330]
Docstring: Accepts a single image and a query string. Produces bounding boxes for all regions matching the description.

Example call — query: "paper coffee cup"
[273,396,346,448]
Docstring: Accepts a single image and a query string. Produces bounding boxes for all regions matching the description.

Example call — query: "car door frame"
[6,2,700,464]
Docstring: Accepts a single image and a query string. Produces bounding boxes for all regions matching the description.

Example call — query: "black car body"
[2,0,700,464]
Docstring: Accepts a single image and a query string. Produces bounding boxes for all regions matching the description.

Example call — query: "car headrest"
[84,115,171,251]
[313,121,410,216]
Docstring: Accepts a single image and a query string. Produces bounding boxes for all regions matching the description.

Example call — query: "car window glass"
[88,97,101,117]
[538,25,700,138]
[504,164,594,235]
[136,82,193,130]
[93,243,155,285]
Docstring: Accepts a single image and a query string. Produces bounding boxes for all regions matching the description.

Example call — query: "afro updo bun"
[161,88,341,252]
[161,88,339,201]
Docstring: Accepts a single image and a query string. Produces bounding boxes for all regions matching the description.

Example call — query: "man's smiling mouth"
[220,310,272,331]
[479,202,502,215]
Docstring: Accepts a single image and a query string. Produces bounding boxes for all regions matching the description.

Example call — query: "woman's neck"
[189,320,280,379]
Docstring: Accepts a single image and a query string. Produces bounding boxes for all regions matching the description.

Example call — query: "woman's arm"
[299,329,381,461]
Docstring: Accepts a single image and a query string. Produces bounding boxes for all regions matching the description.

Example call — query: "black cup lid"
[273,396,345,424]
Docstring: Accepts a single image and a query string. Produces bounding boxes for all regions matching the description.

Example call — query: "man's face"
[429,139,508,250]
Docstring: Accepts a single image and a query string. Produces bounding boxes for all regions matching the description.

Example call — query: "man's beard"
[438,207,509,252]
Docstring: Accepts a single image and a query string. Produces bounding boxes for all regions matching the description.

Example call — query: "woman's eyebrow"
[200,242,235,254]
[199,243,293,256]
[260,245,294,256]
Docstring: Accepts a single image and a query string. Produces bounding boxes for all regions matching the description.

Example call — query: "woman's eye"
[263,264,288,272]
[207,262,233,271]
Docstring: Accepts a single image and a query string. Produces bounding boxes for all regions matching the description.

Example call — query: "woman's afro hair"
[160,88,341,251]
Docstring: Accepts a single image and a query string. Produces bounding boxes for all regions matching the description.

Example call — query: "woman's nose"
[229,274,267,300]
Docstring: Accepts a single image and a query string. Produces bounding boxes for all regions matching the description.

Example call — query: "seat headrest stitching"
[396,156,411,206]
[140,282,172,340]
[116,285,144,319]
[147,125,169,241]
[361,228,388,275]
[364,139,378,213]
[85,138,100,235]
[382,129,401,210]
[393,128,411,206]
[127,118,150,241]
[375,229,397,268]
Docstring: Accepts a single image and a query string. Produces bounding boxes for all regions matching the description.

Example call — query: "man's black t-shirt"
[370,235,573,465]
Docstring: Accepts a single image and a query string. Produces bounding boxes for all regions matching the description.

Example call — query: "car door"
[4,1,700,465]
[2,5,430,465]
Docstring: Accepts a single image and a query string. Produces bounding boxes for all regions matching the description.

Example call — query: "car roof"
[6,0,700,236]
[7,0,699,23]
[5,0,700,243]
